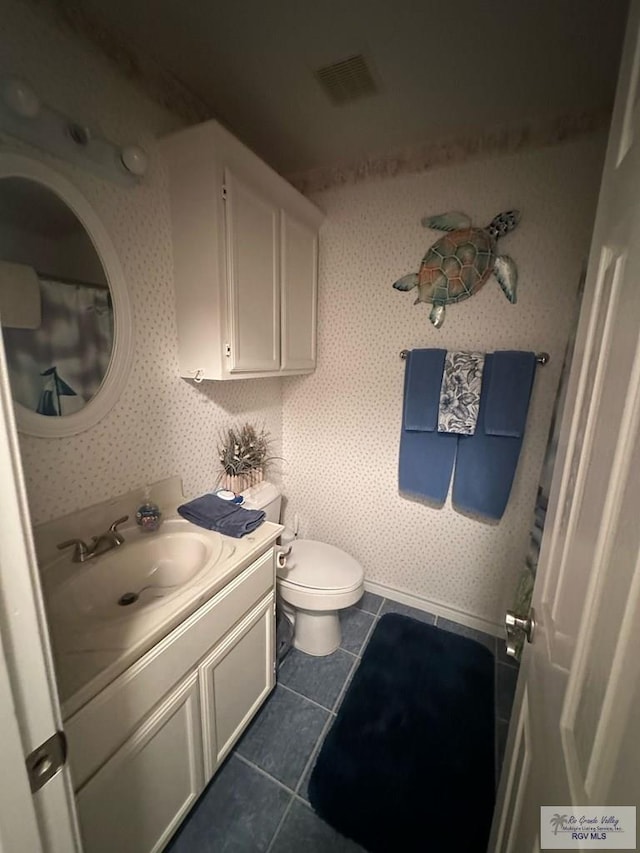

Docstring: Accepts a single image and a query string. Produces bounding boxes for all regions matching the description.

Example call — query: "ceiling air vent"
[315,54,378,105]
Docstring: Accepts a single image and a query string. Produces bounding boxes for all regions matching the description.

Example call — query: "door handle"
[505,607,536,644]
[505,609,536,640]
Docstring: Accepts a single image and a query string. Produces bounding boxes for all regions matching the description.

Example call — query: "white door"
[491,3,640,850]
[224,167,280,373]
[280,211,318,371]
[0,323,81,848]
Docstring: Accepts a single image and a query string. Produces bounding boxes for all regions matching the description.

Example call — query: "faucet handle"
[109,515,129,545]
[109,515,129,533]
[57,538,90,562]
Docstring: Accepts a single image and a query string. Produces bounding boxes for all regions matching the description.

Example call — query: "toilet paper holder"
[276,546,292,570]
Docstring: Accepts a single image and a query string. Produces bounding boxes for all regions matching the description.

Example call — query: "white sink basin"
[48,520,224,626]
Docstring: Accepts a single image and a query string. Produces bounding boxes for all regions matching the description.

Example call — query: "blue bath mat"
[308,614,495,852]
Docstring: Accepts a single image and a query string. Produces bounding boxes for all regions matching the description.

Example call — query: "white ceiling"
[78,0,628,174]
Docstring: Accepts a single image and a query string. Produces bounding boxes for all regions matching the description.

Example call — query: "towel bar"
[399,349,549,365]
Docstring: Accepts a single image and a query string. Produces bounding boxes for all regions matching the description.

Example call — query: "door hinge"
[222,185,228,201]
[26,730,67,793]
[225,344,231,358]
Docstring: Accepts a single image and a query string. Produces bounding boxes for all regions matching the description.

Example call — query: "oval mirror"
[0,154,133,437]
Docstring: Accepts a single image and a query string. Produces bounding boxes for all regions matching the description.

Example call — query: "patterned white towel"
[437,351,485,435]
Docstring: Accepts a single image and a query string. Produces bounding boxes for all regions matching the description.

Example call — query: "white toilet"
[242,482,365,656]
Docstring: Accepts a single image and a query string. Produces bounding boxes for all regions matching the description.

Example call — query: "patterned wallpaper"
[2,0,282,525]
[281,135,606,627]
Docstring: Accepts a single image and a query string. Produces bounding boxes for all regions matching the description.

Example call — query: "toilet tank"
[241,481,282,523]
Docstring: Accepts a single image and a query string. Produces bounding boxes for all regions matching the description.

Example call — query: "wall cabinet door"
[163,120,323,379]
[76,673,204,853]
[281,211,318,371]
[225,168,280,373]
[200,596,275,780]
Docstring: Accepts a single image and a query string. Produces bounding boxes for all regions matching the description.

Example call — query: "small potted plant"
[217,423,276,492]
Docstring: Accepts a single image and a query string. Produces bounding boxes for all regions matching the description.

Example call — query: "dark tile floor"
[167,593,519,852]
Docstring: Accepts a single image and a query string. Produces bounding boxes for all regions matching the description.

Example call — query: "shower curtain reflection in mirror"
[3,277,114,416]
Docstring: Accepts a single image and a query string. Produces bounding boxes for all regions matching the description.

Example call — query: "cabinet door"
[281,211,318,371]
[76,673,204,853]
[200,595,275,780]
[224,168,280,372]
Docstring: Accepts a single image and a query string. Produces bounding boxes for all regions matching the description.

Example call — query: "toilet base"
[293,608,341,656]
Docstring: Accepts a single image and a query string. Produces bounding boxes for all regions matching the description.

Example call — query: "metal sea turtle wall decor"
[393,210,521,328]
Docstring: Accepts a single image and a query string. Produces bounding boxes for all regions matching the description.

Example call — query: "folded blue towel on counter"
[399,349,457,505]
[178,493,265,538]
[484,350,537,437]
[453,352,536,520]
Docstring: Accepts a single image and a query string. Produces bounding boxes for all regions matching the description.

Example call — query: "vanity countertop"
[41,513,282,720]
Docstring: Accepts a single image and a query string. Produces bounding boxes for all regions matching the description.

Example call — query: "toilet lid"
[278,539,364,591]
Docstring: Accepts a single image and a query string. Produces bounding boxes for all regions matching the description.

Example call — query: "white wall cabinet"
[225,168,280,373]
[69,549,276,853]
[162,120,323,380]
[281,211,317,371]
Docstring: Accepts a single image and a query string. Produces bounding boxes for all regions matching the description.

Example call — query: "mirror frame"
[0,152,134,437]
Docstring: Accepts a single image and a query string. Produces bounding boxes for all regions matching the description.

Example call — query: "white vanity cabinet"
[75,672,204,853]
[199,594,274,777]
[161,120,323,380]
[66,547,276,853]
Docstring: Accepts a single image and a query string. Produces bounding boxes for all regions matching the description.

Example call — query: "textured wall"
[1,0,282,524]
[282,136,606,627]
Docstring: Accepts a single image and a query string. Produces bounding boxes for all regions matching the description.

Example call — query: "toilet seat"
[277,540,365,624]
[277,539,363,594]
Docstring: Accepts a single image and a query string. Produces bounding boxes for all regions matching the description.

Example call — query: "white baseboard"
[364,579,504,639]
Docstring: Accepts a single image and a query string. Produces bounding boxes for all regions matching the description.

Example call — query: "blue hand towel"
[178,493,265,538]
[399,349,457,505]
[452,353,535,520]
[484,350,537,437]
[403,348,446,430]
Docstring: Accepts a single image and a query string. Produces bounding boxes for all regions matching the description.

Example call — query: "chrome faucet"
[57,516,129,563]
